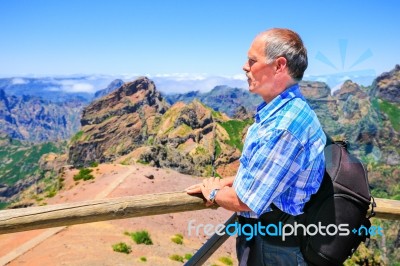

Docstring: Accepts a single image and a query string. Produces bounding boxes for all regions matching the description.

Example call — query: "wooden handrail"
[0,193,399,235]
[0,191,207,235]
[370,197,400,220]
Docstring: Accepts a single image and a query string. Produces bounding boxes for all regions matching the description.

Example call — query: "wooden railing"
[0,192,399,235]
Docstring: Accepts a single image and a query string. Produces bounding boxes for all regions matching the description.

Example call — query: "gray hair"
[263,28,308,81]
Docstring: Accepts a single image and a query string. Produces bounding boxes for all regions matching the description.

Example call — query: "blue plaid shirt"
[233,84,326,218]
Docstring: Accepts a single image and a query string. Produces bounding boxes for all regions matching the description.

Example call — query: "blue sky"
[1,0,399,84]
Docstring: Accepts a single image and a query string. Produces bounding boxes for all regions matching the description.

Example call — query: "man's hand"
[185,177,223,207]
[185,183,203,194]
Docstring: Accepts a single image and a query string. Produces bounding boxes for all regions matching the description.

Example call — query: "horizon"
[1,68,394,96]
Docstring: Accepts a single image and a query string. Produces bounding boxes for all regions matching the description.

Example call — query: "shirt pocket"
[239,125,274,168]
[239,138,260,168]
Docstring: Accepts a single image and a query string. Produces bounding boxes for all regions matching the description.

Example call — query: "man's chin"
[248,85,256,94]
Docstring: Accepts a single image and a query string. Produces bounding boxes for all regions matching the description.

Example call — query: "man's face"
[243,35,276,102]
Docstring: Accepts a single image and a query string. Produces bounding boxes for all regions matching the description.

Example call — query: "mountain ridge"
[0,89,84,142]
[68,77,248,177]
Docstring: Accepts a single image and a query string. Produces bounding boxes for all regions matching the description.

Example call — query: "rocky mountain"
[68,65,400,175]
[68,77,251,177]
[371,64,400,103]
[164,85,262,117]
[4,66,399,202]
[304,78,399,166]
[68,77,168,165]
[164,82,333,117]
[0,133,66,205]
[94,79,124,99]
[0,89,85,142]
[164,71,399,167]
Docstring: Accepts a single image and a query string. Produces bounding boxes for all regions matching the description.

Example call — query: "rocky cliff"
[304,77,399,166]
[371,64,400,103]
[69,67,400,175]
[0,89,84,142]
[68,77,169,165]
[68,77,250,177]
[0,134,66,203]
[166,69,400,167]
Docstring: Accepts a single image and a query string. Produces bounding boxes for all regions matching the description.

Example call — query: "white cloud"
[45,87,62,92]
[55,79,96,93]
[230,73,247,80]
[151,74,248,93]
[6,73,249,95]
[152,73,208,81]
[66,83,95,93]
[315,77,328,83]
[339,76,352,82]
[11,78,28,85]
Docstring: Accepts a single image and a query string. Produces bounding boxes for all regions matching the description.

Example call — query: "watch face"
[209,189,218,202]
[209,190,215,201]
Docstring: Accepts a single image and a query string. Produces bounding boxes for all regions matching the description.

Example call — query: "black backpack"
[298,134,376,266]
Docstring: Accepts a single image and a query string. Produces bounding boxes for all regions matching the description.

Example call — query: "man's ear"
[275,57,287,73]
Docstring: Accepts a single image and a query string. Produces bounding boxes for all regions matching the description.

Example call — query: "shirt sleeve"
[233,129,305,216]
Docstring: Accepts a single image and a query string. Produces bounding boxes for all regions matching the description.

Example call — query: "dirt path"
[0,164,237,266]
[0,165,135,265]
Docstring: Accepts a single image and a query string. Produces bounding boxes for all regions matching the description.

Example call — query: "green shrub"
[218,256,233,266]
[90,161,99,167]
[171,233,183,245]
[73,168,94,181]
[130,230,153,245]
[120,158,131,165]
[169,254,184,262]
[140,256,147,262]
[218,119,252,151]
[377,99,400,131]
[136,159,149,165]
[214,140,222,158]
[0,202,9,210]
[112,242,131,254]
[71,130,83,143]
[45,187,57,198]
[184,253,193,260]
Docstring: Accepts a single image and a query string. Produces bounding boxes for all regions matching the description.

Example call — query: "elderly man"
[186,28,325,265]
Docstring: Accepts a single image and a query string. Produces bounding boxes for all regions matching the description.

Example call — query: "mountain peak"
[333,80,367,100]
[299,81,331,99]
[81,77,168,126]
[372,65,400,103]
[120,76,154,96]
[69,77,170,166]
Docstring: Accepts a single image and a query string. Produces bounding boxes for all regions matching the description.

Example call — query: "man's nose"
[243,61,250,73]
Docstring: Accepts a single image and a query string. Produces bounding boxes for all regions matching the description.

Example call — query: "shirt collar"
[254,83,304,123]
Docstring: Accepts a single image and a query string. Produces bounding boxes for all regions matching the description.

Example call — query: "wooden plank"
[372,197,400,220]
[0,191,207,235]
[0,194,398,235]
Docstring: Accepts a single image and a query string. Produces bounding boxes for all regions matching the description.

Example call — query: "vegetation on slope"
[0,135,66,186]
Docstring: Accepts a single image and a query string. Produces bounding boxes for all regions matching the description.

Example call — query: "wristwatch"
[209,188,220,204]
